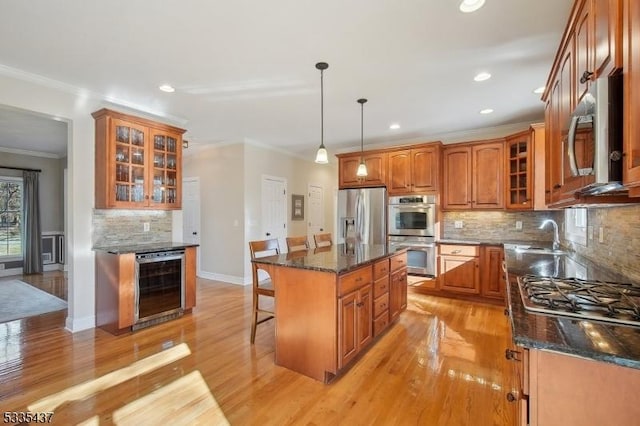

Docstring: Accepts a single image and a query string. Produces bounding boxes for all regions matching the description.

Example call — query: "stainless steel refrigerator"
[337,187,387,245]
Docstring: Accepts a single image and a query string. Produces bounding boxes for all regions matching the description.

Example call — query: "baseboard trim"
[65,315,95,333]
[198,270,248,286]
[0,267,23,277]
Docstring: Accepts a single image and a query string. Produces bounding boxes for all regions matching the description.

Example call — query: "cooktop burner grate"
[518,275,640,327]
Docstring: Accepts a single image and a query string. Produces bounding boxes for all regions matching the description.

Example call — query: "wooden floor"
[0,275,516,425]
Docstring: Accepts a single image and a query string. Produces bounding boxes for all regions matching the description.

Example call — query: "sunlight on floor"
[25,342,228,424]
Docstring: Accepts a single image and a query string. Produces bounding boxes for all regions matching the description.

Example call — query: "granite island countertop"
[504,247,640,370]
[93,241,199,254]
[252,243,400,275]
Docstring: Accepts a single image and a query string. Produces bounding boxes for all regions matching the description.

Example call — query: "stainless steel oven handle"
[136,253,185,263]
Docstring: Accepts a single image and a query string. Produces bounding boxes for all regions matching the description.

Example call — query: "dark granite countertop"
[504,247,640,370]
[93,241,199,254]
[252,243,399,275]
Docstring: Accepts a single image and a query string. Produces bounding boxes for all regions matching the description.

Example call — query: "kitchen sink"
[514,247,567,256]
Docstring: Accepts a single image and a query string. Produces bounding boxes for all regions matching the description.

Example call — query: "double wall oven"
[388,195,436,276]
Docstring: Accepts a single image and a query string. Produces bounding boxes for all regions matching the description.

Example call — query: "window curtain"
[22,170,42,274]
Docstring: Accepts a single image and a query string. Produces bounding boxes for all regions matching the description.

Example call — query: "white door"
[182,178,201,247]
[307,183,324,244]
[261,175,287,250]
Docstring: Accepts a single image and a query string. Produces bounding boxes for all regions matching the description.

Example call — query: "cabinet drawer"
[439,244,479,257]
[339,267,373,296]
[373,258,390,280]
[373,276,389,298]
[374,293,389,317]
[390,252,407,272]
[373,312,389,337]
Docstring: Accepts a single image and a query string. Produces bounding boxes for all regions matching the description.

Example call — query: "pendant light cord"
[320,67,324,148]
[360,100,364,155]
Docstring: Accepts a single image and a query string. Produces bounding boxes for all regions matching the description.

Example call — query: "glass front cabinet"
[505,131,533,210]
[93,109,185,210]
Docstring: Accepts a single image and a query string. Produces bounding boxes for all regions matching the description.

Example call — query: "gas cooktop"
[518,275,640,327]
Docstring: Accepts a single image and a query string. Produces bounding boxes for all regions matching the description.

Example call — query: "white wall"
[183,141,338,285]
[183,143,245,283]
[243,143,337,281]
[0,72,99,331]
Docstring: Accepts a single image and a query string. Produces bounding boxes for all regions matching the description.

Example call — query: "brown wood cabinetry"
[95,246,197,335]
[443,140,504,210]
[505,131,533,209]
[480,246,505,299]
[510,348,640,425]
[338,282,372,369]
[543,0,627,206]
[387,144,441,195]
[438,244,480,295]
[389,252,408,321]
[338,151,387,189]
[372,258,390,337]
[93,108,185,210]
[623,0,640,196]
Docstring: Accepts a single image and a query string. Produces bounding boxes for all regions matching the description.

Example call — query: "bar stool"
[248,238,280,344]
[313,233,333,248]
[286,236,310,252]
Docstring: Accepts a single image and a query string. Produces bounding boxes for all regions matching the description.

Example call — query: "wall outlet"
[598,226,604,243]
[143,222,150,232]
[515,221,523,230]
[454,221,463,229]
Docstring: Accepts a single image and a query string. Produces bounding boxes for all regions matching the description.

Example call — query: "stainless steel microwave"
[567,74,624,196]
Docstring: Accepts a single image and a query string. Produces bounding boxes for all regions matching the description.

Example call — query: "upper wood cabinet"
[542,0,625,206]
[505,131,533,210]
[443,140,504,210]
[338,151,387,189]
[387,144,441,195]
[93,109,185,210]
[623,0,640,196]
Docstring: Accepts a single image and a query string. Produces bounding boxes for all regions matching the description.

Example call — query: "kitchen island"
[252,243,407,383]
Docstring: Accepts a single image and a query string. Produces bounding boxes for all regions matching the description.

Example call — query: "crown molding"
[0,64,189,127]
[0,146,63,159]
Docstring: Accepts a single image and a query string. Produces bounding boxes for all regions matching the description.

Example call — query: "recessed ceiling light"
[480,108,494,114]
[533,86,545,94]
[474,72,491,82]
[459,0,486,13]
[389,123,401,130]
[159,84,175,93]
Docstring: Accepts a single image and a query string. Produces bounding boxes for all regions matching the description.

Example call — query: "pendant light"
[314,62,329,164]
[356,98,368,177]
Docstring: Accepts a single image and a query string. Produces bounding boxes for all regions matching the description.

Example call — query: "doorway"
[261,175,287,250]
[307,183,325,244]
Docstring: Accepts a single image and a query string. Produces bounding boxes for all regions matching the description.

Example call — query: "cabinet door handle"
[451,250,461,254]
[506,392,518,403]
[580,70,594,84]
[553,184,562,189]
[505,348,522,362]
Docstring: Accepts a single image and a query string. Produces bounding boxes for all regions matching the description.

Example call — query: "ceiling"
[0,0,573,161]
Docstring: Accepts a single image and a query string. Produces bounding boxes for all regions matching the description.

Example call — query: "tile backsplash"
[93,209,172,247]
[442,210,562,242]
[563,205,640,283]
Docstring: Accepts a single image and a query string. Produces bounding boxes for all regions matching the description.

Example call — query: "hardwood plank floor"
[0,277,516,425]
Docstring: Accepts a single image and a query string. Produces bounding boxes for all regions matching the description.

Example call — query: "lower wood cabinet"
[438,244,480,295]
[338,285,372,369]
[373,258,391,337]
[481,245,506,299]
[95,246,197,335]
[429,243,505,303]
[506,347,640,425]
[389,252,408,321]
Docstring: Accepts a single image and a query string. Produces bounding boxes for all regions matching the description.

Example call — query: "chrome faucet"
[539,219,560,250]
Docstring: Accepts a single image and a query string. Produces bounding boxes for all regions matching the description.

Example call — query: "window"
[565,208,587,246]
[0,177,23,258]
